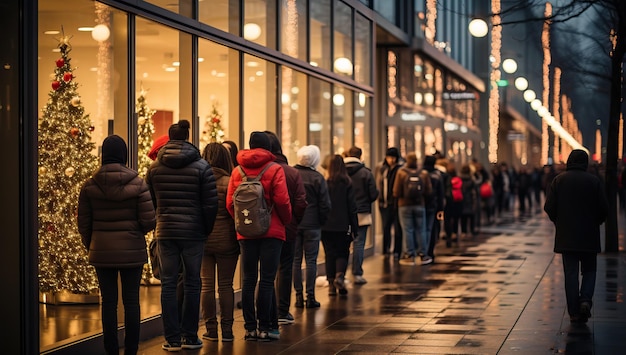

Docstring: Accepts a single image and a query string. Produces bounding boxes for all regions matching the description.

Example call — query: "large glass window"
[199,0,239,34]
[310,0,331,70]
[354,13,371,85]
[281,67,308,164]
[243,54,277,144]
[142,0,193,18]
[332,86,353,154]
[354,92,371,163]
[280,0,307,61]
[333,1,353,78]
[309,77,331,156]
[244,0,277,49]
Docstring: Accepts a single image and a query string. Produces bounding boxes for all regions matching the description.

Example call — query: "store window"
[198,38,240,156]
[280,67,308,164]
[244,0,277,49]
[199,0,239,34]
[332,86,353,155]
[354,92,371,163]
[310,0,331,70]
[309,77,331,156]
[243,54,277,145]
[280,0,307,61]
[333,1,353,79]
[143,0,193,18]
[354,13,371,85]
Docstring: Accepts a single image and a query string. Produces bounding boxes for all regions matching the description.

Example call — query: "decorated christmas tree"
[200,102,225,150]
[135,89,159,284]
[38,33,100,298]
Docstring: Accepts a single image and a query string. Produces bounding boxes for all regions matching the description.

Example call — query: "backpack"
[404,168,425,203]
[233,163,275,237]
[479,181,493,199]
[450,176,464,202]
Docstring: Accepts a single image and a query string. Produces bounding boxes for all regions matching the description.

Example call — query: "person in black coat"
[544,149,608,323]
[146,120,218,351]
[375,147,403,258]
[78,135,156,355]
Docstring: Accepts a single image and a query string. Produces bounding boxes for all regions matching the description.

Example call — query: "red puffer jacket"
[226,148,292,241]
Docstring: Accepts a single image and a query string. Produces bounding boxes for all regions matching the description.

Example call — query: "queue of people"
[79,127,583,353]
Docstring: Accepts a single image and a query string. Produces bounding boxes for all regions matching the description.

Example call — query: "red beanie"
[148,135,169,161]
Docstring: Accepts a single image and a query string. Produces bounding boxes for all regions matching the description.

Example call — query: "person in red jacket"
[226,131,292,341]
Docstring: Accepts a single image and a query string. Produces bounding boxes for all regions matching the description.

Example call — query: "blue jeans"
[423,208,436,257]
[562,252,597,317]
[351,225,369,276]
[293,229,321,300]
[398,205,426,257]
[239,238,283,332]
[159,239,205,344]
[95,266,143,355]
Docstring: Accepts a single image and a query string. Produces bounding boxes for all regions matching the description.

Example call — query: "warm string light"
[619,113,623,161]
[94,2,111,146]
[425,0,437,45]
[553,67,561,163]
[281,0,298,152]
[387,51,397,117]
[38,34,100,296]
[488,0,501,163]
[541,3,552,165]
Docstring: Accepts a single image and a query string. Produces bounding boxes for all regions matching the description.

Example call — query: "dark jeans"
[351,225,369,276]
[95,266,143,355]
[200,250,239,334]
[239,238,283,332]
[293,229,322,299]
[379,206,403,256]
[322,231,352,281]
[159,239,205,344]
[271,238,295,325]
[562,252,597,317]
[423,208,436,258]
[428,216,442,259]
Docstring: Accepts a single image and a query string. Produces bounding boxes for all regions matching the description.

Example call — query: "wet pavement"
[135,208,626,354]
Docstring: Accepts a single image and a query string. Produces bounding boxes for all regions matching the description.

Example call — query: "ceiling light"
[468,18,488,38]
[334,57,353,75]
[243,23,262,41]
[44,30,60,35]
[91,24,110,42]
[78,27,93,32]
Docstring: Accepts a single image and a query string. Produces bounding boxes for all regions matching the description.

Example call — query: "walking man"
[544,149,608,323]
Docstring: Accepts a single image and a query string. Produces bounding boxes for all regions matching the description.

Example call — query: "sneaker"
[202,331,219,341]
[354,275,368,284]
[244,330,257,341]
[333,278,348,295]
[421,256,433,265]
[162,342,182,352]
[398,256,416,265]
[256,330,271,342]
[278,313,295,325]
[222,331,234,342]
[267,328,280,340]
[182,337,203,350]
[580,301,592,321]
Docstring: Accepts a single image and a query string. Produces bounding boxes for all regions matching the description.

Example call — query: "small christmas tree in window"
[200,102,225,151]
[136,88,155,179]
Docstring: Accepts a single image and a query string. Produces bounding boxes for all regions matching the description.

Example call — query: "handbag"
[357,212,372,226]
[148,239,161,280]
[480,181,493,199]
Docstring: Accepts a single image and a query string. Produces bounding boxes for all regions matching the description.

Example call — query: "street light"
[468,18,488,38]
[523,89,536,102]
[502,58,518,74]
[514,77,528,91]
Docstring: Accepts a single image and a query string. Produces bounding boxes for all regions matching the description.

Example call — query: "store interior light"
[333,93,345,106]
[530,99,542,111]
[424,92,434,106]
[243,23,262,41]
[514,77,528,91]
[523,89,536,102]
[502,58,517,74]
[334,57,353,75]
[414,92,423,105]
[468,18,488,38]
[91,24,110,42]
[358,93,366,107]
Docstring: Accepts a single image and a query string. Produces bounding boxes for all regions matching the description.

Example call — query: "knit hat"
[297,145,321,168]
[385,147,400,158]
[249,131,271,151]
[264,131,282,154]
[148,135,169,161]
[102,135,127,165]
[168,119,190,140]
[423,155,436,169]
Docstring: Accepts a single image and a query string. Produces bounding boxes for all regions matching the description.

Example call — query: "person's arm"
[271,165,292,225]
[77,185,92,250]
[137,180,156,234]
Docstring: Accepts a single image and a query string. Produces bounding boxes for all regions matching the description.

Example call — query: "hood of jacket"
[157,141,202,169]
[566,149,589,171]
[92,164,142,202]
[237,148,276,168]
[344,157,365,176]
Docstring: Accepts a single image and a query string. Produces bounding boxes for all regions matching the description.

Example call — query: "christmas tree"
[38,33,100,297]
[135,89,159,284]
[200,102,225,151]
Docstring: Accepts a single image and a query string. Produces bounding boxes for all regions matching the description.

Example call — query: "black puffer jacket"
[146,140,218,240]
[322,179,358,236]
[205,167,238,255]
[295,164,332,229]
[344,157,379,214]
[78,164,156,268]
[544,149,608,253]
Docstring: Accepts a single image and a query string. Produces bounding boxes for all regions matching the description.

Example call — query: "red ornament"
[89,126,95,132]
[51,81,61,90]
[70,127,79,137]
[56,58,64,68]
[63,72,72,82]
[212,117,220,123]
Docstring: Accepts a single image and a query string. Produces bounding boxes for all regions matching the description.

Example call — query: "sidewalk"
[135,209,626,354]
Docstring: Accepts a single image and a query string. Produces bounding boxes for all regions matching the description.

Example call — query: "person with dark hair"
[200,143,239,343]
[78,135,156,355]
[322,155,359,296]
[544,149,608,323]
[423,155,445,263]
[226,131,292,341]
[344,146,378,284]
[293,145,331,306]
[375,147,403,258]
[222,140,239,167]
[263,131,307,334]
[146,119,218,351]
[459,164,478,238]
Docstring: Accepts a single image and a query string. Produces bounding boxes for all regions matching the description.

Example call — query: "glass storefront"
[37,0,374,351]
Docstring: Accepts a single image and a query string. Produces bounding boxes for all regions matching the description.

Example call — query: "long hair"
[222,140,239,167]
[327,154,351,185]
[203,142,233,174]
